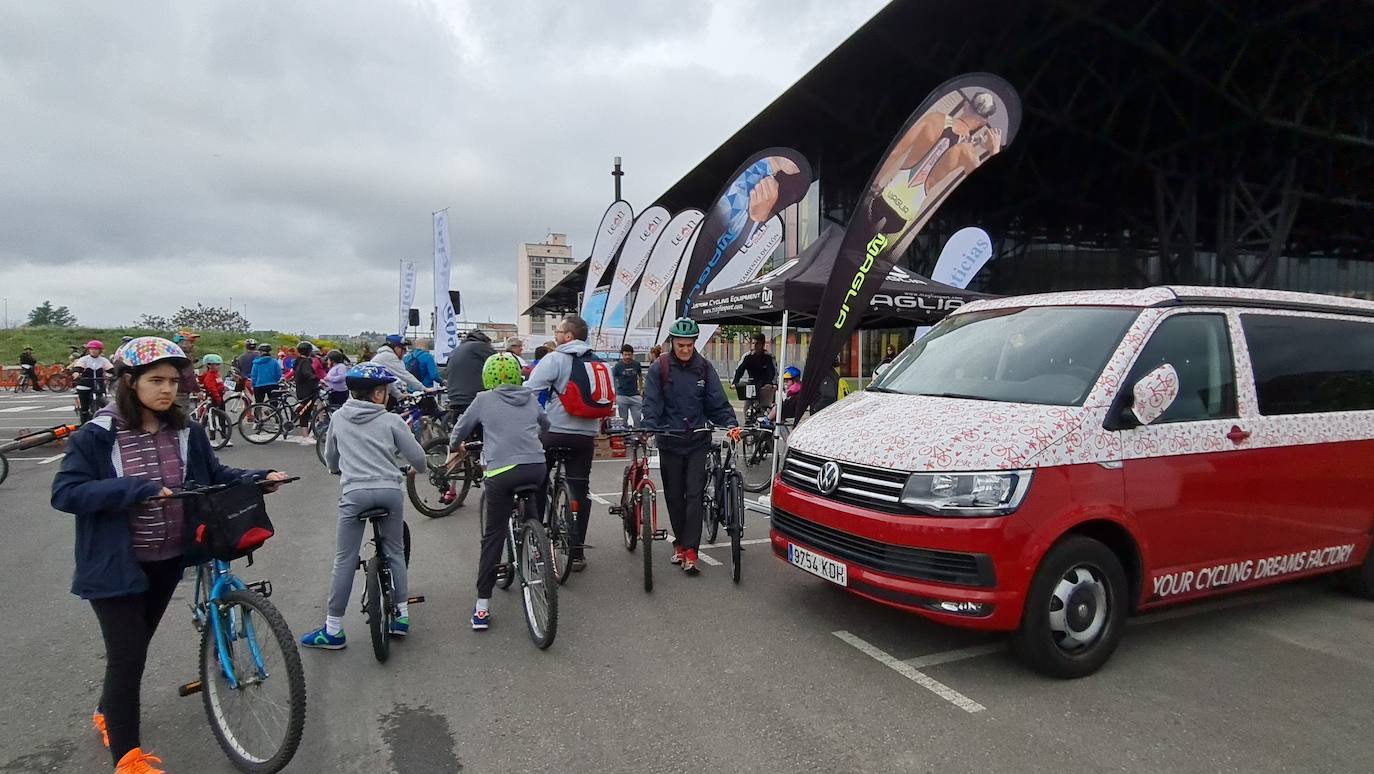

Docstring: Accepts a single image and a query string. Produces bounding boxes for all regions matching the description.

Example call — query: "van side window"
[1241,314,1374,415]
[1126,314,1237,423]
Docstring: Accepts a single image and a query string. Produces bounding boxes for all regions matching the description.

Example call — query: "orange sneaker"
[92,710,109,748]
[114,747,165,773]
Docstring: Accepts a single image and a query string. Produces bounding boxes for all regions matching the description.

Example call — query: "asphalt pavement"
[1,387,1373,773]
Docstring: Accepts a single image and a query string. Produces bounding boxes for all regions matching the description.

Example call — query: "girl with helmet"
[51,337,288,773]
[302,364,427,650]
[323,349,351,407]
[197,354,232,448]
[71,339,114,424]
[445,352,549,630]
[291,341,324,437]
[773,366,803,424]
[249,343,283,405]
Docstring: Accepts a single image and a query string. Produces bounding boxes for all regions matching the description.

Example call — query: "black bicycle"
[703,430,747,583]
[543,446,580,584]
[479,476,558,649]
[407,435,479,517]
[355,505,418,663]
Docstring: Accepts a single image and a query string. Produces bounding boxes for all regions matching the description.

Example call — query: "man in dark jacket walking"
[445,329,495,418]
[641,317,739,574]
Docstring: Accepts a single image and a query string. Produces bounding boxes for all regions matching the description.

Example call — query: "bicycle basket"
[187,481,275,561]
[734,383,757,401]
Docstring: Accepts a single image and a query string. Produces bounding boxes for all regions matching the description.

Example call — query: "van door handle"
[1226,426,1251,444]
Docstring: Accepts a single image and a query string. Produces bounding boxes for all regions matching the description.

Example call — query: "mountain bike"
[543,445,580,585]
[407,434,479,518]
[477,468,559,649]
[166,480,306,774]
[606,427,663,593]
[190,393,233,450]
[238,387,292,445]
[738,420,783,493]
[703,430,747,583]
[354,504,419,663]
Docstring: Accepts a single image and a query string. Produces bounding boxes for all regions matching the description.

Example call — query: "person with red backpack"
[525,314,614,572]
[641,318,740,574]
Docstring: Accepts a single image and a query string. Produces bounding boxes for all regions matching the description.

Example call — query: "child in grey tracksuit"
[446,383,549,630]
[301,392,426,648]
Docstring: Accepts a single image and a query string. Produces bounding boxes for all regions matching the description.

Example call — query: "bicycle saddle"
[512,484,541,496]
[356,507,391,522]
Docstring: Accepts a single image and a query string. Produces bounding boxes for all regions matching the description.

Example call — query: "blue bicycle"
[167,482,307,773]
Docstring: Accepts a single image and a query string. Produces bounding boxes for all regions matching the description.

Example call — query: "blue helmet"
[782,365,800,381]
[344,364,398,391]
[384,334,409,347]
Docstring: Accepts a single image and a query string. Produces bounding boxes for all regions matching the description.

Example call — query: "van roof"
[956,285,1374,318]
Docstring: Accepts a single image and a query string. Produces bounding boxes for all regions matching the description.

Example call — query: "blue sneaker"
[471,608,491,631]
[390,616,409,637]
[300,626,346,650]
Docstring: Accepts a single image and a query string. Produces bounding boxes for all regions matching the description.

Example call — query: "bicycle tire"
[403,521,412,567]
[0,453,9,487]
[205,407,232,450]
[518,517,558,649]
[549,479,574,584]
[727,471,745,584]
[45,373,71,392]
[222,394,248,424]
[406,437,464,518]
[365,555,391,663]
[739,431,774,493]
[703,456,722,544]
[238,404,282,445]
[637,480,655,593]
[199,589,306,774]
[620,465,637,551]
[315,434,328,468]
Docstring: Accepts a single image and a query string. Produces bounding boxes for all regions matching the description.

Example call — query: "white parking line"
[698,553,723,566]
[37,454,64,464]
[44,406,75,412]
[833,631,986,713]
[700,537,772,550]
[0,406,41,413]
[588,492,610,505]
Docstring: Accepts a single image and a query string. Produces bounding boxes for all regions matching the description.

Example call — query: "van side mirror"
[1128,364,1179,426]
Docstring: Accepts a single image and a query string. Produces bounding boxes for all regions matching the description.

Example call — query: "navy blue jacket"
[51,415,272,599]
[641,352,738,453]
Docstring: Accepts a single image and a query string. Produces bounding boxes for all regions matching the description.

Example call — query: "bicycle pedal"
[245,580,273,598]
[652,530,669,540]
[407,596,426,604]
[607,506,624,517]
[177,680,203,697]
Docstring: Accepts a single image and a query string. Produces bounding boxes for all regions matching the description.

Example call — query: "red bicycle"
[607,428,662,592]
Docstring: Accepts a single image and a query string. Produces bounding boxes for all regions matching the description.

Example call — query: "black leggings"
[660,446,708,550]
[477,463,547,597]
[89,557,184,763]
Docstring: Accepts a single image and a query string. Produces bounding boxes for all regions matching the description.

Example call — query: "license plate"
[788,543,847,587]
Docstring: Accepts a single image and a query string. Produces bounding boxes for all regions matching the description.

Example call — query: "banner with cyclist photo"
[595,205,669,347]
[579,199,636,320]
[695,212,784,344]
[677,147,812,318]
[625,208,702,349]
[796,73,1021,412]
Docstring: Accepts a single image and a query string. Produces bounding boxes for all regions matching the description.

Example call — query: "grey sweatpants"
[616,394,643,426]
[328,487,408,618]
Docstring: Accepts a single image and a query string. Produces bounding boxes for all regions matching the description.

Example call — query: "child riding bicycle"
[301,364,427,649]
[445,352,548,630]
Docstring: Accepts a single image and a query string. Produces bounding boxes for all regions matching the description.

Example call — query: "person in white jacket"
[369,334,425,402]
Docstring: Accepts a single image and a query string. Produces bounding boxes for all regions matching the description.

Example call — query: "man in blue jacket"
[402,338,444,388]
[641,317,739,574]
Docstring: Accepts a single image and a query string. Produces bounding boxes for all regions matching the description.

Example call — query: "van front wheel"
[1012,536,1128,679]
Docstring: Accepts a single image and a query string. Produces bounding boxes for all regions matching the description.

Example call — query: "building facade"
[516,233,576,339]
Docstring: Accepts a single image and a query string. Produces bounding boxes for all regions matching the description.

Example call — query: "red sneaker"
[670,546,685,565]
[439,488,456,505]
[683,548,700,575]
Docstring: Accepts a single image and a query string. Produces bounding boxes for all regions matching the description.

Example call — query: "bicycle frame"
[193,560,269,691]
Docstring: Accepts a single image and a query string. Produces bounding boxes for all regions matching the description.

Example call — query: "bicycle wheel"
[726,471,745,584]
[0,453,9,487]
[620,465,638,551]
[206,408,232,450]
[548,480,575,584]
[739,430,775,493]
[222,394,248,425]
[703,460,721,545]
[637,481,655,593]
[315,434,328,468]
[406,437,466,518]
[238,404,282,445]
[364,555,392,663]
[46,372,71,392]
[518,517,558,649]
[199,589,306,774]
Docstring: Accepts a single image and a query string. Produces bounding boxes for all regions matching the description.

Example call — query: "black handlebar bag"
[187,481,276,561]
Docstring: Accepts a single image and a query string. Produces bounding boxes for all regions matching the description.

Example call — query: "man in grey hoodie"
[524,314,601,572]
[446,352,549,630]
[300,365,427,649]
[369,334,426,403]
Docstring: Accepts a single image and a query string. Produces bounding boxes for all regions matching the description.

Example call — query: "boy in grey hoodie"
[301,365,427,649]
[447,352,549,630]
[524,315,601,571]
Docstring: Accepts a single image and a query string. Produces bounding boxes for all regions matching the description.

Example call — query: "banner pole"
[857,330,864,390]
[770,309,791,489]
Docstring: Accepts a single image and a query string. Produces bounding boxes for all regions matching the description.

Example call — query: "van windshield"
[870,306,1140,406]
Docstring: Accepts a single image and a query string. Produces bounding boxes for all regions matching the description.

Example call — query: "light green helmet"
[200,354,224,366]
[482,352,523,390]
[667,317,700,339]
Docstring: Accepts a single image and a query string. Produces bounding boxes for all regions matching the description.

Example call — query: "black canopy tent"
[692,225,987,328]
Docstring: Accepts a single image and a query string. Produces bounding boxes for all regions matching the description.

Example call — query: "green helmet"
[482,352,523,390]
[667,317,700,339]
[200,354,224,366]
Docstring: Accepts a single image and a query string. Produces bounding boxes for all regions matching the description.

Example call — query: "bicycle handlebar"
[150,476,299,501]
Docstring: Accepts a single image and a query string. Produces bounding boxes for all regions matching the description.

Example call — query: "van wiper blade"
[920,392,994,401]
[866,386,899,393]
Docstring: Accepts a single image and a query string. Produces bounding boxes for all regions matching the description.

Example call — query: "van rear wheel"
[1339,547,1374,599]
[1012,536,1127,679]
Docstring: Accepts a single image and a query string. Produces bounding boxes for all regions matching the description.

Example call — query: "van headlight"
[900,470,1033,516]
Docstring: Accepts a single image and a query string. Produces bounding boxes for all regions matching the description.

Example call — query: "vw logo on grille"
[817,461,841,495]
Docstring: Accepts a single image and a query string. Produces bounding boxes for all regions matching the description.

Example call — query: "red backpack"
[558,350,616,418]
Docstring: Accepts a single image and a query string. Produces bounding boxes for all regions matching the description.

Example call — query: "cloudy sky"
[0,0,886,334]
